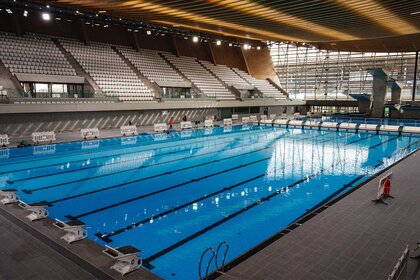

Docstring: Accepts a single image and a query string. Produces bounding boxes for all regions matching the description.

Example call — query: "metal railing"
[198,241,230,280]
[388,245,409,280]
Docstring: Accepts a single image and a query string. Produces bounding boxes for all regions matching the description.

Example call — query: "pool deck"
[219,149,420,280]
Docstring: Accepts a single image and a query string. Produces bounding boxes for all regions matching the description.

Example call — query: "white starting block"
[231,114,238,121]
[54,219,87,244]
[0,189,18,205]
[180,121,192,130]
[32,131,56,144]
[269,114,277,120]
[103,245,142,276]
[0,134,10,146]
[18,201,48,221]
[204,119,214,128]
[154,123,167,133]
[81,128,100,139]
[249,115,258,122]
[241,117,250,124]
[120,125,137,136]
[260,115,267,121]
[224,118,233,126]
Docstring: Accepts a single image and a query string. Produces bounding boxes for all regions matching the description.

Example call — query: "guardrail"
[388,245,409,280]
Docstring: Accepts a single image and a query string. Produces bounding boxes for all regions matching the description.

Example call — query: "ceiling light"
[6,9,12,14]
[216,40,221,46]
[192,36,199,43]
[257,46,261,50]
[42,13,50,21]
[98,10,106,14]
[55,17,61,21]
[228,43,233,47]
[104,24,108,28]
[23,10,28,17]
[146,30,152,35]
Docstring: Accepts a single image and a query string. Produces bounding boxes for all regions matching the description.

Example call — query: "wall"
[174,37,213,61]
[210,44,247,71]
[0,109,218,136]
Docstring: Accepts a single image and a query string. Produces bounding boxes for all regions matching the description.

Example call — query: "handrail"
[198,247,215,280]
[388,245,409,280]
[215,241,229,273]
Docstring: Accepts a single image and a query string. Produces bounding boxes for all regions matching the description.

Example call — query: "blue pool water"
[1,125,419,279]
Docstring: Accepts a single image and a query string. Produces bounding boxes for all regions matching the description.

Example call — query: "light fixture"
[257,46,261,50]
[216,40,221,46]
[192,36,199,42]
[6,9,12,14]
[98,10,106,14]
[228,43,233,47]
[46,5,50,8]
[42,12,51,21]
[23,10,28,17]
[104,24,109,28]
[146,30,152,35]
[55,17,61,21]
[243,44,251,50]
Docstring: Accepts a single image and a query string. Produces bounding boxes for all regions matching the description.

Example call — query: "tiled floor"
[219,150,420,280]
[0,213,99,280]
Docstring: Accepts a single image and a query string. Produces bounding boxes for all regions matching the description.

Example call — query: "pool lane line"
[67,156,273,221]
[0,126,270,167]
[19,130,331,193]
[369,135,400,149]
[142,135,407,263]
[22,132,286,194]
[142,172,321,263]
[10,131,266,183]
[69,132,370,233]
[1,127,278,175]
[343,134,374,146]
[94,173,269,243]
[47,130,360,217]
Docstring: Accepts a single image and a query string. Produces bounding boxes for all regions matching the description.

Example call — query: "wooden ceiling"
[41,0,420,51]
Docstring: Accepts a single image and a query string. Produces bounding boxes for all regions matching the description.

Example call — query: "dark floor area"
[0,213,99,280]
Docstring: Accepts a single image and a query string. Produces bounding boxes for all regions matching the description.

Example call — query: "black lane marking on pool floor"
[22,131,288,194]
[0,127,274,173]
[143,172,320,263]
[90,132,376,242]
[21,130,332,194]
[142,135,406,263]
[48,146,271,205]
[369,135,400,149]
[56,132,369,218]
[11,129,273,183]
[94,173,268,243]
[67,156,272,221]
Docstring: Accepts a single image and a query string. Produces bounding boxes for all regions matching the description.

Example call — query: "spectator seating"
[118,47,184,83]
[162,53,236,100]
[0,32,76,76]
[233,68,286,99]
[59,39,153,101]
[199,60,249,87]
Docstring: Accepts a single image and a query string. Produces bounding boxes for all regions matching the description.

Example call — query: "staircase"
[52,38,101,96]
[0,59,24,98]
[112,46,161,100]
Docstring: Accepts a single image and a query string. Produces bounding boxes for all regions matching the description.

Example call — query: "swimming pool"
[1,125,419,279]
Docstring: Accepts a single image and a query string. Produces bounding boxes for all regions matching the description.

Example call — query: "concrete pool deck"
[218,149,420,280]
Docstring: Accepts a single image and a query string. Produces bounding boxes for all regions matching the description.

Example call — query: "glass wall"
[270,43,420,101]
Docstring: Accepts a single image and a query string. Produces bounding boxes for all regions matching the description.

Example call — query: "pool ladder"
[198,241,229,280]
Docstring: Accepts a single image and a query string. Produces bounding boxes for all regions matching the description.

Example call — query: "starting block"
[103,245,142,276]
[18,201,48,221]
[54,219,87,244]
[0,189,18,205]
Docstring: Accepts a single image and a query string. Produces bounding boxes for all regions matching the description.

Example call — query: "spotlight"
[46,5,50,8]
[42,13,51,21]
[243,44,251,50]
[6,9,12,14]
[192,36,199,43]
[23,10,28,17]
[103,24,109,28]
[146,30,152,35]
[257,46,261,50]
[216,40,221,46]
[228,43,233,47]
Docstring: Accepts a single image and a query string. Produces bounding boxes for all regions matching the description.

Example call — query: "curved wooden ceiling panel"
[44,0,420,47]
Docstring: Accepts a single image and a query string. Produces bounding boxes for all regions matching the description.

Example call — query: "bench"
[0,189,18,205]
